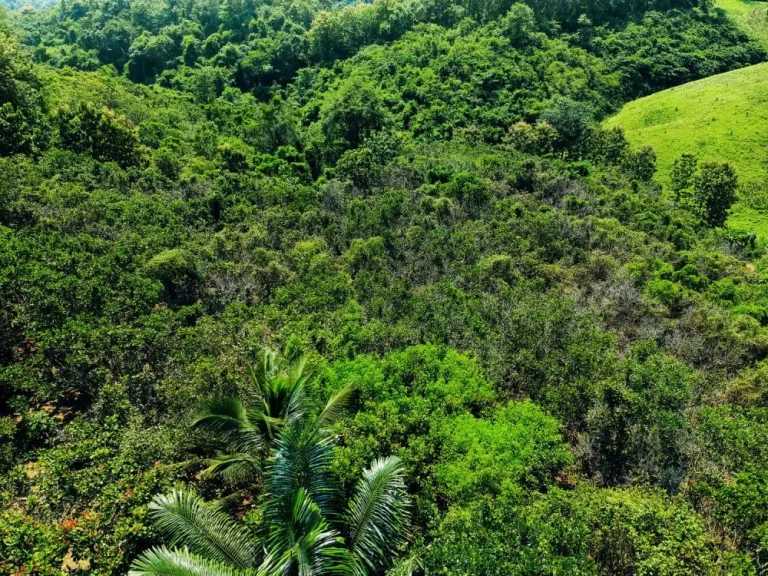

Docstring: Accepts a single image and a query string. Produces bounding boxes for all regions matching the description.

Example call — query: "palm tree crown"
[131,350,409,576]
[190,350,352,485]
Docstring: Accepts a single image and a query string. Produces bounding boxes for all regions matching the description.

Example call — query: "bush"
[540,96,594,149]
[434,401,573,505]
[320,346,499,524]
[577,486,726,576]
[16,410,57,452]
[143,248,201,305]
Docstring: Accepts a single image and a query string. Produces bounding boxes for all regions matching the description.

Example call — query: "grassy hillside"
[716,0,768,48]
[606,62,768,233]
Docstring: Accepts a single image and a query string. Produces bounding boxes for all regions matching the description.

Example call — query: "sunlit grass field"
[606,62,768,234]
[715,0,768,49]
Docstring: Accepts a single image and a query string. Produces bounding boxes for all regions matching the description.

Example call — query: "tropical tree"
[130,418,410,575]
[190,350,353,485]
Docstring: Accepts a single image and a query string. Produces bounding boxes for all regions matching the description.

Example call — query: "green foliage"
[607,62,768,236]
[434,401,573,504]
[146,489,258,568]
[345,457,410,575]
[16,409,57,452]
[705,465,768,569]
[694,161,739,227]
[0,29,47,155]
[622,145,657,182]
[585,341,694,490]
[55,103,141,168]
[1,0,768,572]
[423,482,736,575]
[671,153,698,202]
[144,248,201,305]
[313,79,388,169]
[423,488,595,575]
[0,405,180,574]
[540,96,594,149]
[191,350,354,489]
[716,0,768,50]
[575,486,727,576]
[591,8,764,99]
[504,121,557,155]
[321,347,498,524]
[130,547,261,576]
[133,401,410,575]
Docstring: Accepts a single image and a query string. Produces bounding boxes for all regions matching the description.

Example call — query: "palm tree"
[130,350,408,575]
[130,419,410,576]
[190,350,353,485]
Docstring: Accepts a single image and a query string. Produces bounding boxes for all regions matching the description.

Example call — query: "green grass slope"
[716,0,768,48]
[606,62,768,234]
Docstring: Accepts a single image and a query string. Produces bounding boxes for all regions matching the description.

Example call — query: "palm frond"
[130,547,265,576]
[280,354,312,424]
[266,422,334,515]
[247,350,309,437]
[263,375,306,428]
[192,398,264,454]
[282,374,308,427]
[198,454,261,485]
[316,384,355,428]
[208,489,256,514]
[386,554,423,576]
[248,350,279,399]
[261,489,354,576]
[250,409,287,442]
[345,457,410,574]
[287,355,312,391]
[148,490,258,570]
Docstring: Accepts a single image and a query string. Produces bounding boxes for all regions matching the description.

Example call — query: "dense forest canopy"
[2,0,768,573]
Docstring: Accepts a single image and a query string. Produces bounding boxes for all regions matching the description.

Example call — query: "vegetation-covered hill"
[3,0,768,574]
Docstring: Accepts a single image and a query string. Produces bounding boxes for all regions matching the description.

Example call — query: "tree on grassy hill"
[622,145,657,182]
[671,153,698,204]
[694,161,738,228]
